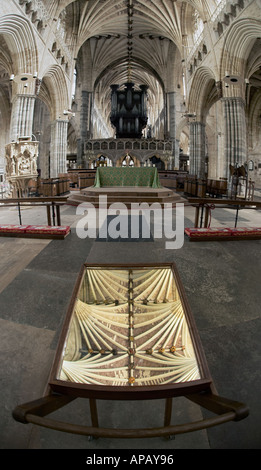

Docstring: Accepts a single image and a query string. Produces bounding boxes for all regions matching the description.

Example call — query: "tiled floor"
[0,196,261,449]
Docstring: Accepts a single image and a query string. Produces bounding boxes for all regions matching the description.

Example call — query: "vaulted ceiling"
[45,1,218,87]
[43,0,218,128]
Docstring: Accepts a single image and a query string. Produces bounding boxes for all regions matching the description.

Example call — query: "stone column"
[167,92,176,169]
[175,139,180,169]
[10,94,36,141]
[77,138,82,167]
[50,119,68,177]
[222,97,247,176]
[189,122,206,178]
[167,92,176,139]
[78,90,93,165]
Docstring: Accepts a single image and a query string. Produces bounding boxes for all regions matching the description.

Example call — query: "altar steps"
[68,186,185,207]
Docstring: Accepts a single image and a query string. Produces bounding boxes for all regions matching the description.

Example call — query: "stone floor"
[0,195,261,450]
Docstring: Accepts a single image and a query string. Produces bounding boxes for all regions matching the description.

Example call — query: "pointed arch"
[220,17,261,79]
[40,65,70,120]
[187,66,219,120]
[0,14,38,74]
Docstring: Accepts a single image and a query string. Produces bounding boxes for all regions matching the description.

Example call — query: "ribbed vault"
[51,0,213,134]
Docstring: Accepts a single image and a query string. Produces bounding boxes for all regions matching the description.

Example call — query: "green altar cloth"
[94,167,161,188]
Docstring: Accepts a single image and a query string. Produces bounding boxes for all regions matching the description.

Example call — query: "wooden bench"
[0,224,70,239]
[185,227,261,241]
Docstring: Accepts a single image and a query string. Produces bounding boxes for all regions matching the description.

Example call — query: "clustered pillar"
[189,121,206,179]
[77,90,93,166]
[222,97,247,174]
[167,91,176,169]
[10,94,36,141]
[50,119,68,177]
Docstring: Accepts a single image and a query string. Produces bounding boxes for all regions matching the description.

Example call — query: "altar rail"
[188,197,261,229]
[0,197,68,226]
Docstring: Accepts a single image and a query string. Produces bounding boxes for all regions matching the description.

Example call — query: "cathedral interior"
[0,0,261,450]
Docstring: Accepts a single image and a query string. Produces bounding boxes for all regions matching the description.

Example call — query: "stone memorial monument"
[5,138,38,197]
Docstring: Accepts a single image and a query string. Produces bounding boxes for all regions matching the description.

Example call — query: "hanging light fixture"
[127,0,133,82]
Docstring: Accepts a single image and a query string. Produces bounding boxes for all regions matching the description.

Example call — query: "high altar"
[94,167,161,188]
[69,165,183,207]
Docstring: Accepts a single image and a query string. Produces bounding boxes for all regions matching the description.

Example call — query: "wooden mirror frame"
[13,263,249,439]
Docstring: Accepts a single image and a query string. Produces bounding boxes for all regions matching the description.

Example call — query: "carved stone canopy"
[5,140,38,179]
[5,139,39,197]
